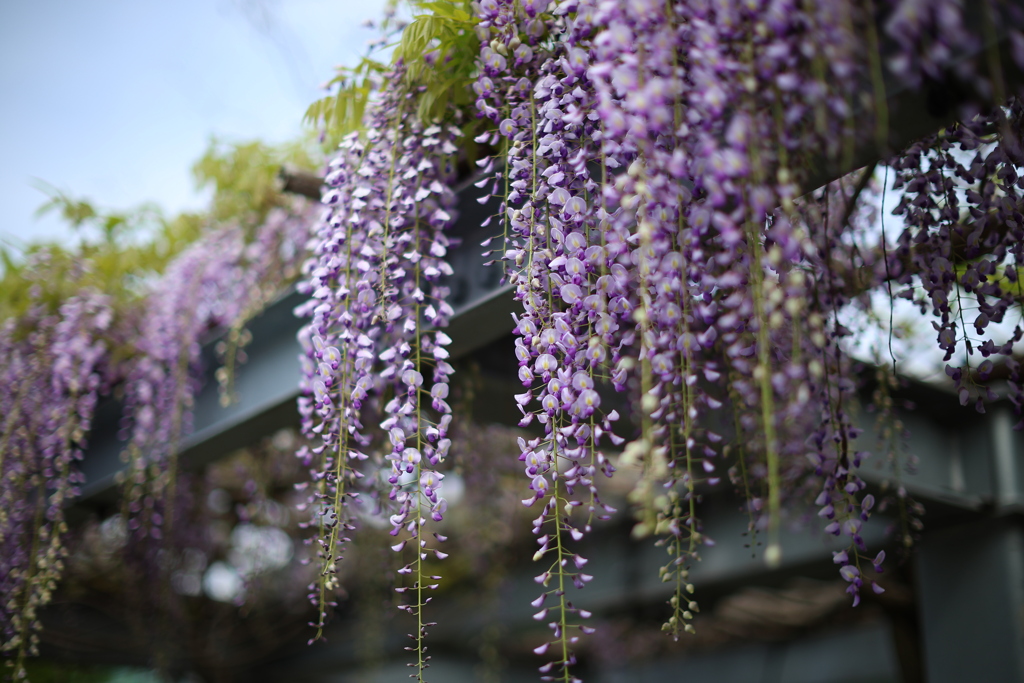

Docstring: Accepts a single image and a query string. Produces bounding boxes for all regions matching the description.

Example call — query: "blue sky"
[0,0,389,248]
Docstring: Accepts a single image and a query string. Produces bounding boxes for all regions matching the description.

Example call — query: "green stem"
[550,418,571,683]
[864,0,890,155]
[745,220,782,566]
[0,374,33,492]
[14,478,47,678]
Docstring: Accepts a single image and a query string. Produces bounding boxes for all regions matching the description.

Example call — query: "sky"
[0,0,390,249]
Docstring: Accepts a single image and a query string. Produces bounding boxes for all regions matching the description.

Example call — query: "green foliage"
[0,189,204,323]
[0,137,319,326]
[193,137,319,227]
[303,0,480,140]
[303,56,389,146]
[32,182,162,246]
[396,1,480,121]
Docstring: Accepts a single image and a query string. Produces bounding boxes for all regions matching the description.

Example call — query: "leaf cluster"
[193,136,319,228]
[303,57,389,147]
[303,1,480,141]
[395,1,480,121]
[0,138,320,326]
[0,197,204,323]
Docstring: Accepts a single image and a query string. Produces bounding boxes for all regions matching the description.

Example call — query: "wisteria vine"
[296,64,463,680]
[362,0,1024,678]
[1,202,314,681]
[0,282,112,679]
[6,0,1024,681]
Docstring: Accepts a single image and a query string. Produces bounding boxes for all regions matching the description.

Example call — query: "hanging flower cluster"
[889,108,1024,415]
[288,0,1024,679]
[0,201,315,680]
[295,62,461,679]
[120,208,313,544]
[467,1,867,676]
[0,276,112,680]
[455,0,1024,678]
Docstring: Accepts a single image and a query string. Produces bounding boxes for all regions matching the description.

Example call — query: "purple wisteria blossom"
[0,282,112,678]
[471,1,1024,676]
[1,196,316,680]
[295,61,461,679]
